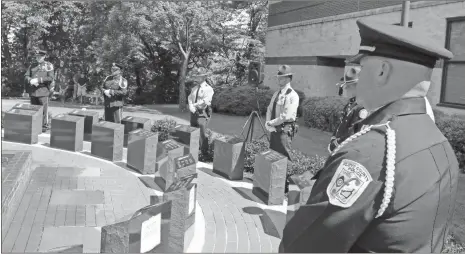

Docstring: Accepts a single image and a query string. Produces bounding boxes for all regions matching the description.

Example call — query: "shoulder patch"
[120,79,128,89]
[326,159,373,208]
[45,62,54,71]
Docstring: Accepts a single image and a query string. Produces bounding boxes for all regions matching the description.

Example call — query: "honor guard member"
[265,65,300,161]
[100,63,128,123]
[188,73,215,156]
[328,66,368,153]
[24,49,55,131]
[279,20,459,253]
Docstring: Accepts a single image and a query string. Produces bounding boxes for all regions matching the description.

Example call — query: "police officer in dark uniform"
[99,63,128,123]
[280,19,459,253]
[328,66,368,153]
[24,49,55,131]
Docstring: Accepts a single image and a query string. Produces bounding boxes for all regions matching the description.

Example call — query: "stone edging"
[267,1,460,31]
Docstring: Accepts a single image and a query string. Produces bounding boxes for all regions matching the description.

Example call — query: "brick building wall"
[264,0,465,115]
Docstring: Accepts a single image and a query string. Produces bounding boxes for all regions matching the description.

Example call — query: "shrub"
[211,86,274,116]
[151,117,178,141]
[244,139,270,172]
[302,96,348,132]
[436,113,465,170]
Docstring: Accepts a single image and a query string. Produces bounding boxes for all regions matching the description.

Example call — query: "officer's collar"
[358,97,427,126]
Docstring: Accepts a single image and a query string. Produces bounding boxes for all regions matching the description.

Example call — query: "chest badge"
[359,109,368,119]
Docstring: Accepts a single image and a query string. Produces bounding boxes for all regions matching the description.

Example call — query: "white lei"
[330,122,396,218]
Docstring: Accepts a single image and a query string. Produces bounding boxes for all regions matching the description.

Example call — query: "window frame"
[438,16,465,109]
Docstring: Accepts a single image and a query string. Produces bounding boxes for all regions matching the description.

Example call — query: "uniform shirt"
[24,61,54,97]
[100,75,128,108]
[280,97,459,253]
[188,81,214,113]
[266,83,300,127]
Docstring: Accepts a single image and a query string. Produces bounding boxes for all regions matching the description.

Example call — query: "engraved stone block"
[156,153,196,191]
[212,136,245,180]
[3,108,41,144]
[155,139,184,173]
[252,149,288,205]
[127,129,158,175]
[151,175,197,253]
[91,121,124,161]
[172,124,200,162]
[286,171,316,223]
[100,201,173,253]
[68,109,99,141]
[121,116,152,147]
[50,114,85,152]
[12,103,43,134]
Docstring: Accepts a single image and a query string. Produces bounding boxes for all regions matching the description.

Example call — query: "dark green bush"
[436,113,465,170]
[244,139,270,172]
[151,117,178,141]
[211,86,274,116]
[302,96,348,132]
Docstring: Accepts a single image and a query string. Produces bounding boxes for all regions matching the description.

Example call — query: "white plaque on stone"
[140,213,162,253]
[188,185,196,215]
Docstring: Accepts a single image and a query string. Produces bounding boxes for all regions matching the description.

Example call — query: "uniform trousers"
[190,113,209,155]
[270,124,294,193]
[104,106,123,123]
[30,96,49,127]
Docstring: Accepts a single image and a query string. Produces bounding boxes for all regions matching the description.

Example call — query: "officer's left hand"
[104,89,111,97]
[30,78,39,86]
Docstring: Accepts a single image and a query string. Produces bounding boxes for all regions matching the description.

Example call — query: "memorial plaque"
[151,174,197,253]
[157,153,196,191]
[286,171,316,223]
[101,201,172,253]
[12,103,43,134]
[155,139,184,173]
[127,129,158,174]
[121,116,152,147]
[91,121,124,162]
[3,108,41,144]
[212,136,245,180]
[172,124,200,162]
[68,109,99,141]
[252,150,288,205]
[50,114,85,152]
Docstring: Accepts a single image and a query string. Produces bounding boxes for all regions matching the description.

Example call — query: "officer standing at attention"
[24,49,55,132]
[328,66,368,153]
[187,73,215,156]
[279,19,459,253]
[265,65,300,161]
[100,63,128,123]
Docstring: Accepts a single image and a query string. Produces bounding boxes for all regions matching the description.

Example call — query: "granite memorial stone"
[12,103,43,135]
[151,174,197,253]
[252,149,288,205]
[172,124,200,162]
[100,200,172,253]
[127,129,158,174]
[3,108,41,144]
[286,171,316,223]
[212,136,245,180]
[155,139,184,173]
[156,153,196,191]
[121,116,152,147]
[50,114,85,152]
[91,121,124,161]
[68,109,99,141]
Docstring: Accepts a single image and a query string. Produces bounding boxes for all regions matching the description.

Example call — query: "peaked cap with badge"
[280,19,459,253]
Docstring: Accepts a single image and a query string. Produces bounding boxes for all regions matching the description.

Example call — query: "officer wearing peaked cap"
[328,66,368,153]
[100,63,128,123]
[280,19,459,253]
[24,48,55,132]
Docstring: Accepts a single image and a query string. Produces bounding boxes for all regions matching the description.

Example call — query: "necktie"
[195,85,201,103]
[271,90,281,119]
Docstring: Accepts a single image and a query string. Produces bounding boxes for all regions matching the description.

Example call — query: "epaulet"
[286,88,293,95]
[120,78,128,89]
[45,62,54,71]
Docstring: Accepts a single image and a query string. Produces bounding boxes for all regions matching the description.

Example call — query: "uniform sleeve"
[279,142,385,253]
[266,92,277,122]
[40,63,54,83]
[24,66,32,83]
[187,87,196,113]
[202,85,214,106]
[269,92,299,126]
[110,79,128,96]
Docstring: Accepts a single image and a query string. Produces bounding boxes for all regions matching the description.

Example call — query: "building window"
[439,16,465,109]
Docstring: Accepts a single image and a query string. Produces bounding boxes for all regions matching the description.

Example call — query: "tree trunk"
[178,52,189,111]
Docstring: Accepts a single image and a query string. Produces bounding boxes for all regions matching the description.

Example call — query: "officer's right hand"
[30,78,39,86]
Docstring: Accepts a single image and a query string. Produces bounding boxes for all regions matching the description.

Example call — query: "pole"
[401,0,411,27]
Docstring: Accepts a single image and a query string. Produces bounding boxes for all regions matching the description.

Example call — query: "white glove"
[104,89,111,97]
[265,121,276,132]
[30,78,39,86]
[189,104,196,114]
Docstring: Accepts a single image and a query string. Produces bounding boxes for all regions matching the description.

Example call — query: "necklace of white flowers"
[330,121,396,218]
